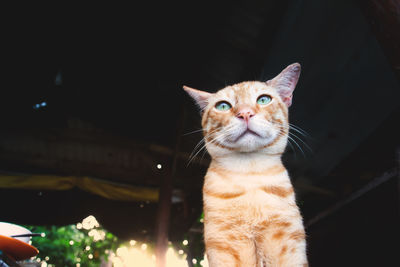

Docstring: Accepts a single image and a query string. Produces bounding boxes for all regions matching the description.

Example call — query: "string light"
[182,240,188,246]
[157,164,162,169]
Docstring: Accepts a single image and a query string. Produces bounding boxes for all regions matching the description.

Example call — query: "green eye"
[257,95,272,105]
[215,101,232,111]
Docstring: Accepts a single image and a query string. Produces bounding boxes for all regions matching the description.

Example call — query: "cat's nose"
[236,107,255,122]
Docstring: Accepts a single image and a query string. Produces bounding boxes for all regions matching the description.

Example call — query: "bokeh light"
[110,245,190,267]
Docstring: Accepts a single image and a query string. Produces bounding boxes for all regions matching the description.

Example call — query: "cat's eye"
[215,101,232,111]
[257,95,272,105]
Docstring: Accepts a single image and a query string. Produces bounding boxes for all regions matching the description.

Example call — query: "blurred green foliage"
[25,223,120,266]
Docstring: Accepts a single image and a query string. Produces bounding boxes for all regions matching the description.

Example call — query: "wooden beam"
[305,169,398,228]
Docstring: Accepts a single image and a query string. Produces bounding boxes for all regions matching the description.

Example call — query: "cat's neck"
[210,152,284,173]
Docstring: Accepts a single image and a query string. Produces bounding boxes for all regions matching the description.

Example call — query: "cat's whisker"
[289,132,313,153]
[287,135,306,158]
[182,128,204,136]
[188,127,224,156]
[187,126,234,165]
[285,136,297,159]
[289,125,308,138]
[189,137,206,157]
[289,123,311,138]
[272,123,311,157]
[200,147,209,162]
[188,142,208,166]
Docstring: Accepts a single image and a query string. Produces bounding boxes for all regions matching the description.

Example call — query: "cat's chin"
[227,133,278,153]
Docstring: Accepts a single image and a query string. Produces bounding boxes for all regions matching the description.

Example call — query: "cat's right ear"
[183,86,212,111]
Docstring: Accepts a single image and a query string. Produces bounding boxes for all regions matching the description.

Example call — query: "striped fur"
[184,63,307,266]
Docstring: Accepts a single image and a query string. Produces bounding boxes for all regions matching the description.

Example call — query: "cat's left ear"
[266,63,301,107]
[183,86,212,111]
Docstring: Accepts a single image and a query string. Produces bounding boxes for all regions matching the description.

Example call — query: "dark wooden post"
[155,100,185,267]
[155,169,173,267]
[397,147,400,216]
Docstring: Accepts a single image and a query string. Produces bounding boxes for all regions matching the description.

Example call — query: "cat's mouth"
[234,128,261,142]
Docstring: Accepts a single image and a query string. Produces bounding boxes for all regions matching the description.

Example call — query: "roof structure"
[1,0,399,265]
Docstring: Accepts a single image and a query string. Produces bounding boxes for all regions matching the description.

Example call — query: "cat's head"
[184,63,300,158]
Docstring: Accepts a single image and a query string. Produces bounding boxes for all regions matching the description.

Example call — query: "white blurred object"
[0,222,32,243]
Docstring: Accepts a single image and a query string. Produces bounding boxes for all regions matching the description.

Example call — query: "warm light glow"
[69,240,74,245]
[201,255,209,267]
[192,258,197,264]
[157,164,162,169]
[41,233,46,237]
[112,247,153,267]
[88,254,93,259]
[130,240,137,246]
[141,244,148,250]
[111,245,188,267]
[76,264,80,267]
[117,247,128,257]
[85,246,91,251]
[182,240,188,246]
[166,247,188,267]
[178,249,184,255]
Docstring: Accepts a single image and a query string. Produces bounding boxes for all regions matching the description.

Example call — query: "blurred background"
[1,0,399,266]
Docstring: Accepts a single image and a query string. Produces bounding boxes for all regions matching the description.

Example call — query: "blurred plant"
[25,215,120,267]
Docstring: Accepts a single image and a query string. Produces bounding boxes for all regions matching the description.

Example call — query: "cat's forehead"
[216,81,276,100]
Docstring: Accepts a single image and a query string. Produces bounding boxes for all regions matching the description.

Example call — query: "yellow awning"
[0,174,159,202]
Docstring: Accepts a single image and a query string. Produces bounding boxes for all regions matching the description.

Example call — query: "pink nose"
[236,107,255,122]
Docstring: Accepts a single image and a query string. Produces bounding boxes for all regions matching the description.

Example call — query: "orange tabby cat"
[183,63,308,267]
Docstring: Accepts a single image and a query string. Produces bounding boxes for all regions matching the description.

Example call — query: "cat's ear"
[183,85,212,111]
[266,63,301,107]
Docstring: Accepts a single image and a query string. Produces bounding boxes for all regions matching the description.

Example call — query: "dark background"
[1,0,399,266]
